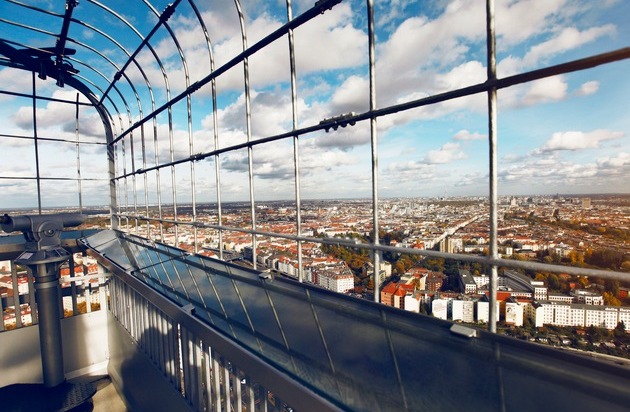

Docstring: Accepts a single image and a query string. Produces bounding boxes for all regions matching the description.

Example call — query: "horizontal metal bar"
[0,88,94,106]
[0,132,107,145]
[0,176,107,181]
[112,47,630,181]
[112,212,630,282]
[61,273,110,283]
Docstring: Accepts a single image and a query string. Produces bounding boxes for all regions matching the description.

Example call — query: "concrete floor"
[69,375,127,412]
[91,377,127,412]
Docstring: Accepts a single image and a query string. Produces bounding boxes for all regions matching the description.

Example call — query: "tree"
[577,276,589,288]
[613,321,626,339]
[603,291,622,306]
[605,279,620,296]
[548,273,560,291]
[587,325,609,342]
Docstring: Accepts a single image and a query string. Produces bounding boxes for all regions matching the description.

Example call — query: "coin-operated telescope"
[1,213,86,387]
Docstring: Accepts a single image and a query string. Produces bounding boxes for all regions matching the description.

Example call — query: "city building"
[505,298,524,327]
[458,269,478,294]
[503,270,548,300]
[571,289,604,305]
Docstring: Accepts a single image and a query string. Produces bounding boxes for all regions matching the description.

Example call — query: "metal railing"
[0,231,107,332]
[84,229,630,412]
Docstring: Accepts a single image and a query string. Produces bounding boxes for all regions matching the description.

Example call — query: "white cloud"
[597,152,630,169]
[497,25,615,76]
[134,3,367,93]
[575,80,599,96]
[499,148,630,194]
[522,25,615,68]
[330,75,369,114]
[384,160,436,185]
[538,129,624,153]
[498,75,571,108]
[495,0,569,46]
[521,76,568,106]
[453,129,486,141]
[424,142,466,164]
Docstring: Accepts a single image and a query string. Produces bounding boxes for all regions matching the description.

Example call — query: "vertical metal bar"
[153,114,164,240]
[11,261,22,328]
[222,357,230,412]
[187,0,223,259]
[247,378,255,412]
[234,0,257,270]
[286,0,303,282]
[181,328,191,400]
[234,371,243,412]
[121,139,129,230]
[75,92,83,211]
[141,122,150,237]
[108,125,119,230]
[212,352,222,412]
[174,320,183,390]
[32,72,42,213]
[82,252,90,312]
[486,0,499,333]
[259,386,268,412]
[367,0,380,302]
[202,342,212,411]
[0,272,4,331]
[188,93,198,253]
[194,336,204,410]
[69,257,79,315]
[130,129,139,235]
[27,268,38,324]
[84,281,92,313]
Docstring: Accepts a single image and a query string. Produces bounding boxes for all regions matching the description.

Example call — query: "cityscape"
[3,193,628,359]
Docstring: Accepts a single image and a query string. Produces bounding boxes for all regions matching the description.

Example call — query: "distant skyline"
[0,0,628,209]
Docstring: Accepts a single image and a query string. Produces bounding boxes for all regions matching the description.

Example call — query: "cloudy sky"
[0,0,628,208]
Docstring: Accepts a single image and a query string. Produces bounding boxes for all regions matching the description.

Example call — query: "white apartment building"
[477,300,500,324]
[571,289,604,305]
[432,299,448,320]
[404,293,421,313]
[570,305,586,328]
[619,307,630,328]
[533,301,627,330]
[505,299,524,327]
[451,299,475,323]
[316,272,354,293]
[548,293,574,303]
[458,270,477,294]
[524,302,545,328]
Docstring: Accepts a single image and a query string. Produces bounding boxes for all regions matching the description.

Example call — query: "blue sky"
[0,0,628,208]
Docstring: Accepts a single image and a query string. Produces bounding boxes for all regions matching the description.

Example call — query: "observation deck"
[1,0,629,410]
